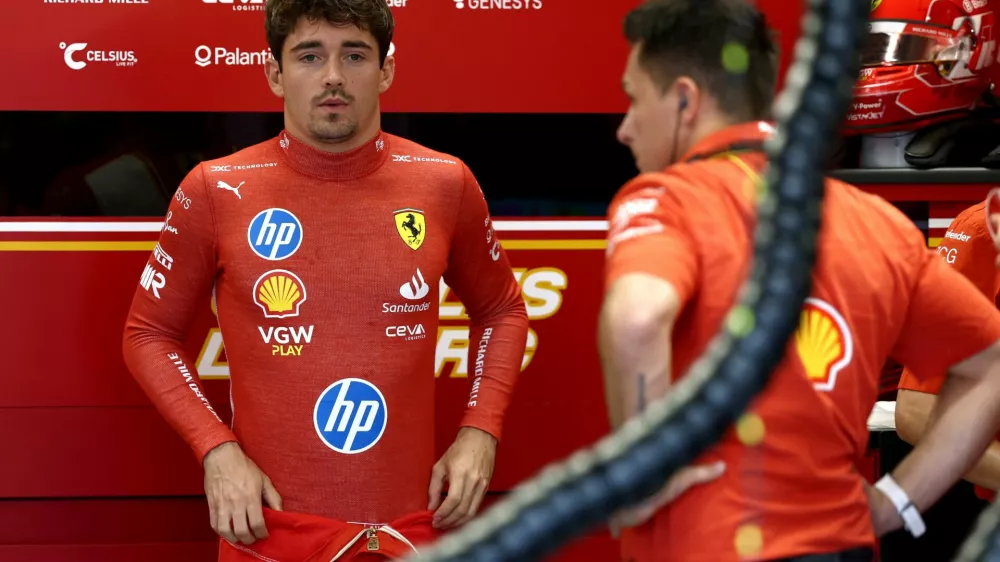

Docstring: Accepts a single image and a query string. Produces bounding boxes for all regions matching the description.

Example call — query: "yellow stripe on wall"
[501,240,606,250]
[0,240,608,252]
[928,237,941,248]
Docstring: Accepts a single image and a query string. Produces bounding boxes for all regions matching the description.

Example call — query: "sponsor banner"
[0,1,803,112]
[0,218,608,494]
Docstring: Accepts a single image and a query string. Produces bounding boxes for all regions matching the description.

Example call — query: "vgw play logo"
[314,379,387,454]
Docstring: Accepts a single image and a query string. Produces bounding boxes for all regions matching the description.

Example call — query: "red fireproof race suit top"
[122,129,529,524]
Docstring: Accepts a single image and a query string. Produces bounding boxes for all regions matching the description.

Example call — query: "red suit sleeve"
[122,164,238,463]
[443,165,529,441]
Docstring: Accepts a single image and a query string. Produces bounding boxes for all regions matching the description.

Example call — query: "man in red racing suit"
[121,1,529,559]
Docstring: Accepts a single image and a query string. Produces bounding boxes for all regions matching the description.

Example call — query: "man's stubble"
[308,113,358,143]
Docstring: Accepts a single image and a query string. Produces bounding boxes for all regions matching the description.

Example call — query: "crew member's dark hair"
[624,0,778,121]
[265,0,394,69]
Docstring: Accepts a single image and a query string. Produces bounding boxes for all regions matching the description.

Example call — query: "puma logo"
[216,180,245,200]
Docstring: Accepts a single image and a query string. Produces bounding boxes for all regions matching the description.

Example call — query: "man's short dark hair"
[624,0,778,121]
[265,0,394,68]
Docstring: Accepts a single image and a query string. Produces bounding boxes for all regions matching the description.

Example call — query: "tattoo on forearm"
[638,374,646,412]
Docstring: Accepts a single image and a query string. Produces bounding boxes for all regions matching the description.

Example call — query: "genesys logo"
[453,0,542,9]
[202,0,263,11]
[61,42,137,70]
[195,46,272,67]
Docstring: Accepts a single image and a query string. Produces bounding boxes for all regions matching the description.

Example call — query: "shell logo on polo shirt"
[795,298,854,392]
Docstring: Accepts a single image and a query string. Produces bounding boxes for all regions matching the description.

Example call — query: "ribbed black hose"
[405,1,870,560]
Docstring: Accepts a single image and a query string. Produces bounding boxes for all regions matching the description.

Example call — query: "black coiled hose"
[405,1,871,560]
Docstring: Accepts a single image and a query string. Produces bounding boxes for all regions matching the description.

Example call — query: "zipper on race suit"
[366,526,380,551]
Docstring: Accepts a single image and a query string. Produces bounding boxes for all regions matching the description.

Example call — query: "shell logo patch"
[794,298,854,392]
[253,269,307,319]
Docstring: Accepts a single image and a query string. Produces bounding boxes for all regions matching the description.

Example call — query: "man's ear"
[673,77,700,125]
[265,56,284,98]
[379,51,395,94]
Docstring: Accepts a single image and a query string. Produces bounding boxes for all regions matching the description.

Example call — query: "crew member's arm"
[599,175,725,535]
[875,248,1000,536]
[600,177,695,429]
[427,164,529,529]
[896,385,1000,491]
[894,216,1000,492]
[122,164,237,460]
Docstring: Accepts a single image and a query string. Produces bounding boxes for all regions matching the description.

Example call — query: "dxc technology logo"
[314,379,387,454]
[247,208,303,261]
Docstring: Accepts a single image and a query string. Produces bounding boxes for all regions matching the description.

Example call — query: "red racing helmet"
[843,0,997,134]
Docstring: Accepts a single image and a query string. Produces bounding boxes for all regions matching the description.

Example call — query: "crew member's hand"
[864,481,904,537]
[428,426,498,529]
[203,441,283,545]
[609,462,725,538]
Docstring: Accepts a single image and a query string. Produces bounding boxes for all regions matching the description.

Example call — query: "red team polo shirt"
[605,122,1000,561]
[898,200,1000,502]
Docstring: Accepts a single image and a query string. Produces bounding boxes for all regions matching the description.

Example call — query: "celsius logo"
[453,0,542,8]
[314,379,387,454]
[61,42,138,70]
[247,208,303,261]
[202,0,264,11]
[195,46,272,67]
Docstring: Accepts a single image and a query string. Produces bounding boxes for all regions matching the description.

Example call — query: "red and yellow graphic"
[794,298,854,392]
[253,269,307,319]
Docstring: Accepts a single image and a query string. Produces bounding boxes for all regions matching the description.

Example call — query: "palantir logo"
[194,46,213,68]
[400,268,430,300]
[314,379,387,454]
[247,208,303,261]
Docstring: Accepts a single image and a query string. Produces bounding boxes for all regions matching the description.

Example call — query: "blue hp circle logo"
[247,208,303,261]
[314,379,387,454]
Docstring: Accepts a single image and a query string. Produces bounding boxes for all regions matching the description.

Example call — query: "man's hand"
[608,462,725,538]
[864,482,904,537]
[428,427,498,529]
[203,442,283,545]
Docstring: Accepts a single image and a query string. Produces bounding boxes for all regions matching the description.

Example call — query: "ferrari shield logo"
[394,208,426,250]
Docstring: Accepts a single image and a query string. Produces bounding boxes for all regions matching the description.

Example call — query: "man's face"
[617,44,679,173]
[267,18,394,145]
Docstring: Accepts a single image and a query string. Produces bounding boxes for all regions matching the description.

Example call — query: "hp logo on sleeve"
[248,208,303,261]
[314,379,387,454]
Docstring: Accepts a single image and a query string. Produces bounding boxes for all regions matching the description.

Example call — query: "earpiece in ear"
[680,96,689,110]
